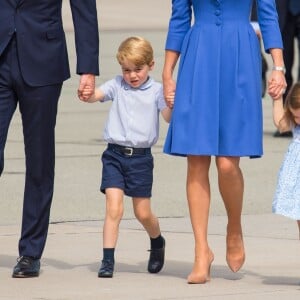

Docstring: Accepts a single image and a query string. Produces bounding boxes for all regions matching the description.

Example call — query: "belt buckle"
[124,147,133,156]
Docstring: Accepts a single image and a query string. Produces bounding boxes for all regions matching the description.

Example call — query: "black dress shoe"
[12,256,40,278]
[147,237,165,273]
[98,259,114,278]
[273,130,293,138]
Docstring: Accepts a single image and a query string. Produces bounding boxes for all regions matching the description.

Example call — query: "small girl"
[272,82,300,238]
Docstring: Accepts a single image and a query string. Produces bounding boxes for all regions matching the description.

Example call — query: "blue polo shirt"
[99,75,167,148]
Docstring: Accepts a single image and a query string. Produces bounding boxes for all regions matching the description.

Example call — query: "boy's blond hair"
[116,36,154,67]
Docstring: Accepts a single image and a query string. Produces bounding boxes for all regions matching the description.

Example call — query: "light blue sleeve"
[257,0,283,52]
[99,76,121,102]
[157,84,167,111]
[165,0,192,52]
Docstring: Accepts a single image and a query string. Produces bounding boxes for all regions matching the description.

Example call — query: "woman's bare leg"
[186,155,214,284]
[216,156,245,272]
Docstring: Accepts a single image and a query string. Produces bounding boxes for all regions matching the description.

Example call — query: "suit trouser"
[282,11,300,101]
[0,36,62,258]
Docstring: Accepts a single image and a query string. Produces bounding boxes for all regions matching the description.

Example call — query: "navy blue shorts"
[100,145,153,198]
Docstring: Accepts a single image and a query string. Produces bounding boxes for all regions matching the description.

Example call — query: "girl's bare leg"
[186,155,214,284]
[216,156,245,272]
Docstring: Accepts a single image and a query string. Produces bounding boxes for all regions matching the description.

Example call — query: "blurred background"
[0,1,297,226]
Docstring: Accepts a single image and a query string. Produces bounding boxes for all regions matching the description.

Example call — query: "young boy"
[79,36,173,278]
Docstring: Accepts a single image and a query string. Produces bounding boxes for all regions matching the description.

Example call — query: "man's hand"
[78,74,95,101]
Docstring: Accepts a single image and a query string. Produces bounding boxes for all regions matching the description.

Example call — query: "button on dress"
[164,0,283,157]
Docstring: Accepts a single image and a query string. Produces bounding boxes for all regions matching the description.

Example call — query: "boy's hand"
[77,86,94,102]
[163,79,176,109]
[165,91,175,109]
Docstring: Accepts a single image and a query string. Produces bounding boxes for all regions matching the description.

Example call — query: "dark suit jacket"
[275,0,288,31]
[0,0,99,86]
[251,1,258,21]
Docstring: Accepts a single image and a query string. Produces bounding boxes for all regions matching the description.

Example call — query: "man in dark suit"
[274,0,300,136]
[0,1,99,278]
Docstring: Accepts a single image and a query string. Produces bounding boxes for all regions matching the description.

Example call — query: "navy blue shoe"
[273,130,292,138]
[98,259,114,278]
[148,237,165,273]
[12,256,40,278]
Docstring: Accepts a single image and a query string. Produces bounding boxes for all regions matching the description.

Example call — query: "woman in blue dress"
[162,0,286,283]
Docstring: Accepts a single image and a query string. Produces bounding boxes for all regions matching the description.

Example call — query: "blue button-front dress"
[164,0,283,157]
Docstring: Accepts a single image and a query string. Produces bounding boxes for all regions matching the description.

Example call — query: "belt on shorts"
[108,143,151,156]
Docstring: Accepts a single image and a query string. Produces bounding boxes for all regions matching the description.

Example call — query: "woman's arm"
[268,48,287,100]
[162,50,180,108]
[256,1,287,99]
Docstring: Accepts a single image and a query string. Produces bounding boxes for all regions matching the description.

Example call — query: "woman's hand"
[268,70,287,100]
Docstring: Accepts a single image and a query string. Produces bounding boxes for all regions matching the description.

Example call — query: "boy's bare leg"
[133,197,165,273]
[132,197,161,238]
[98,188,124,278]
[103,188,124,248]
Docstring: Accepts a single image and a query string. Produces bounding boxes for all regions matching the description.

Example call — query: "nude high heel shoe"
[226,233,245,272]
[187,250,214,284]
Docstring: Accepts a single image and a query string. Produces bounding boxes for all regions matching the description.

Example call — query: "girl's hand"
[268,70,287,100]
